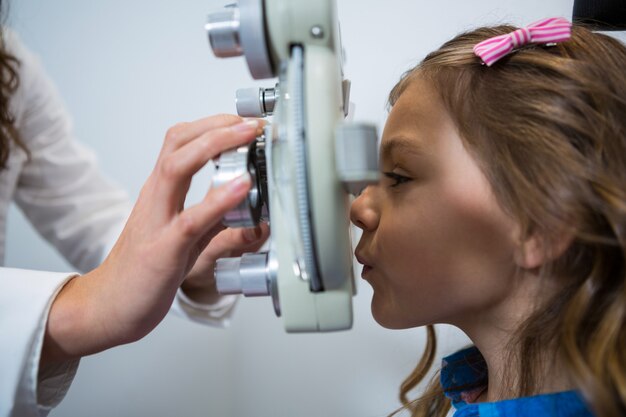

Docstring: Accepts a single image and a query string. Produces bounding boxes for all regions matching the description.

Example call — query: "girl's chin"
[370,296,434,330]
[370,303,413,330]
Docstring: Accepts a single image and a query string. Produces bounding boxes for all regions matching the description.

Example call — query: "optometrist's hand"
[179,221,270,305]
[41,114,263,365]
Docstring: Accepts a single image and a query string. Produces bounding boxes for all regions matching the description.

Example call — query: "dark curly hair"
[0,0,23,170]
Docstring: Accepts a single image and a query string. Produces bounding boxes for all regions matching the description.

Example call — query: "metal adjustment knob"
[212,140,266,227]
[335,123,380,195]
[215,252,270,296]
[206,0,274,79]
[206,5,243,58]
[236,85,278,117]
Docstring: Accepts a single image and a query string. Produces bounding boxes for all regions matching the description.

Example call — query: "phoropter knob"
[206,0,274,79]
[236,85,278,117]
[212,140,266,227]
[215,252,270,296]
[206,5,243,58]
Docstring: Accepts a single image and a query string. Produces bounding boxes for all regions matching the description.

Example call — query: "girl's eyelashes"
[383,171,411,187]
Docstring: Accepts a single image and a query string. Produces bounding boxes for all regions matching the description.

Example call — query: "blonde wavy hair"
[388,24,626,417]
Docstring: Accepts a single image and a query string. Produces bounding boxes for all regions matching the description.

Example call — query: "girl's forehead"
[388,78,445,122]
[383,78,450,143]
[380,135,428,162]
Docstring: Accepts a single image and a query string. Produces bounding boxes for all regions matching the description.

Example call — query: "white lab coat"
[0,30,237,417]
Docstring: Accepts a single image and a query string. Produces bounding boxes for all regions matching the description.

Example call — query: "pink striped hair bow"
[473,17,572,66]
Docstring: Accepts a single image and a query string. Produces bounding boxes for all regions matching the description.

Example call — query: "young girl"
[350,19,626,417]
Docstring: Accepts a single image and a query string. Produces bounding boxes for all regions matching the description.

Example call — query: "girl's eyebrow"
[380,136,426,161]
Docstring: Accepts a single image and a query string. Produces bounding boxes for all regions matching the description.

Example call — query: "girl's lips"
[355,252,374,278]
[361,265,373,278]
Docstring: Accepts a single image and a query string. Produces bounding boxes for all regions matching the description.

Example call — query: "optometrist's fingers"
[180,222,269,294]
[168,173,252,256]
[201,222,269,262]
[160,114,243,154]
[160,120,259,186]
[195,223,227,254]
[155,120,260,214]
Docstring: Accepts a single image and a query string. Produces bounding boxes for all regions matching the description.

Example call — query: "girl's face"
[351,76,521,330]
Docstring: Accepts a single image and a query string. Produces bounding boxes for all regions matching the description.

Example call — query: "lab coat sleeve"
[7,31,239,325]
[172,291,239,327]
[0,268,79,417]
[9,31,131,274]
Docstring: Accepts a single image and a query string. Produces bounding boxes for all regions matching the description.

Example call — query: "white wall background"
[5,0,582,416]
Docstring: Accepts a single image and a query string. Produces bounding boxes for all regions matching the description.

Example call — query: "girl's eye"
[383,172,411,187]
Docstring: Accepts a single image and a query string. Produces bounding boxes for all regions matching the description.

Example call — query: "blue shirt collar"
[440,346,594,417]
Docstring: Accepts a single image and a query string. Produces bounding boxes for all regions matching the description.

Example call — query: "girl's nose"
[349,186,380,231]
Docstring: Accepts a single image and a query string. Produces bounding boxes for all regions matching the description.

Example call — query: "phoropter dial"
[212,137,268,227]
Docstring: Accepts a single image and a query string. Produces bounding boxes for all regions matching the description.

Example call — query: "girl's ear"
[514,231,575,270]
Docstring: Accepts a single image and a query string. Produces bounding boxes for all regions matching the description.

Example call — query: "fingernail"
[229,173,251,193]
[243,226,262,242]
[231,119,259,132]
[244,117,267,127]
